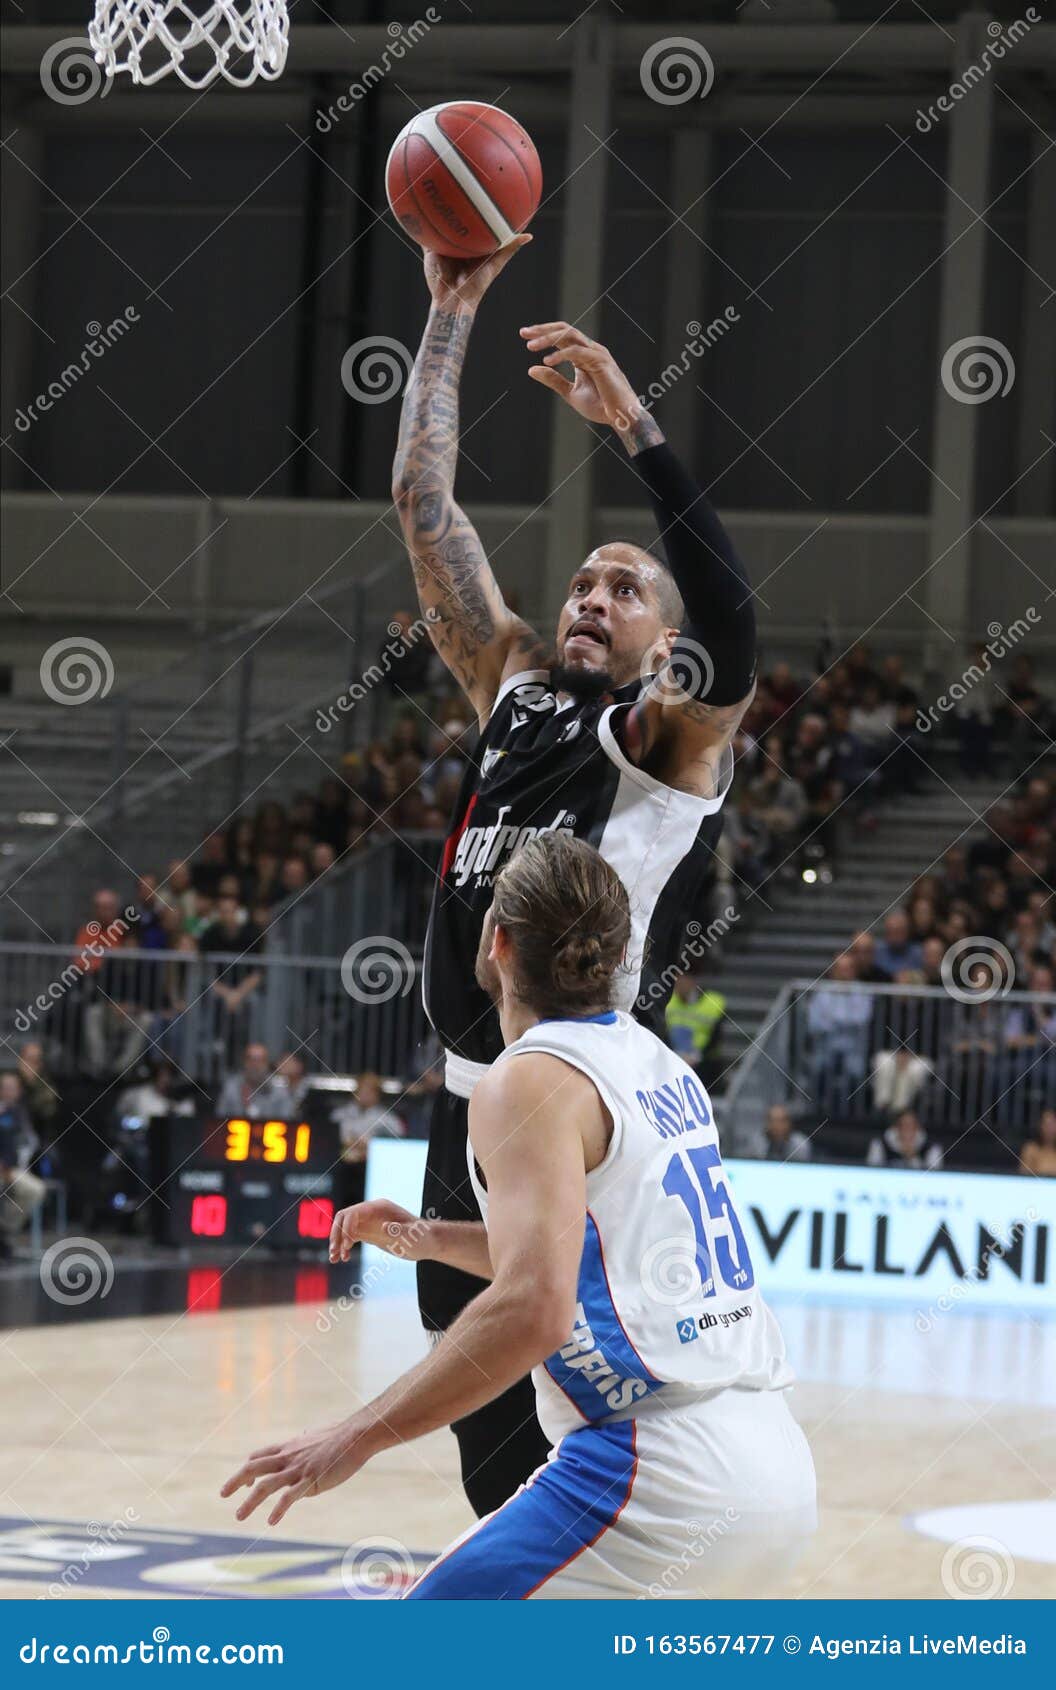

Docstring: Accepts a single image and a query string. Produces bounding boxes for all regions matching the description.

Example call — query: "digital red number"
[190,1193,228,1237]
[297,1197,333,1240]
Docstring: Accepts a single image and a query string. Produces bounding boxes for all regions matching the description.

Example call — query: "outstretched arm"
[392,241,548,728]
[221,1055,593,1527]
[522,322,757,795]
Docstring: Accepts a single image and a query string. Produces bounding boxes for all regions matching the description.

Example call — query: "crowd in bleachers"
[795,758,1056,1170]
[4,630,1055,1251]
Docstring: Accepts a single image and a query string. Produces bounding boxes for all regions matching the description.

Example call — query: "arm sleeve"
[633,441,757,706]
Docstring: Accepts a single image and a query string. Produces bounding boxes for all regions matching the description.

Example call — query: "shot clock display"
[151,1117,342,1248]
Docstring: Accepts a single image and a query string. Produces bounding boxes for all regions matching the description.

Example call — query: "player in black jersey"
[391,233,758,1518]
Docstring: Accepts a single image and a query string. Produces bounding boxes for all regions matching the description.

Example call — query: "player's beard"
[549,660,617,700]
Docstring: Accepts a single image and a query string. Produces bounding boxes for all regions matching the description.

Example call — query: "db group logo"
[676,1317,698,1345]
[0,1519,435,1599]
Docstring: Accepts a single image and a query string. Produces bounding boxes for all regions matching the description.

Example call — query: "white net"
[89,0,289,89]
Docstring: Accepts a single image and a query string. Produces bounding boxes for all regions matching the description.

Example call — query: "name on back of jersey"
[636,1073,713,1139]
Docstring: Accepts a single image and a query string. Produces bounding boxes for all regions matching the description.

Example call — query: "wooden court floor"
[0,1292,1052,1600]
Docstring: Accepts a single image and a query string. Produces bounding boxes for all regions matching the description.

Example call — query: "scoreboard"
[151,1117,340,1248]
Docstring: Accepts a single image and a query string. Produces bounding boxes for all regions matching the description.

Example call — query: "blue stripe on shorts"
[404,1419,637,1600]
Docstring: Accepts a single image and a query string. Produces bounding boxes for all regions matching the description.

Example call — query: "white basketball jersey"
[468,1010,794,1444]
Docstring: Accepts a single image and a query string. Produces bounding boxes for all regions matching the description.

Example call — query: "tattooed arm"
[392,238,548,728]
[521,322,756,798]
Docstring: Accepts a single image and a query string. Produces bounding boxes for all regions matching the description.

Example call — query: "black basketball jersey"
[423,668,732,1066]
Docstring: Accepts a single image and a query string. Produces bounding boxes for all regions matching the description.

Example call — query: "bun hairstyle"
[491,832,631,1017]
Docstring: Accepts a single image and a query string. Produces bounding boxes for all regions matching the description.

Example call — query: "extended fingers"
[267,1478,313,1529]
[520,323,594,354]
[219,1447,286,1498]
[527,366,575,397]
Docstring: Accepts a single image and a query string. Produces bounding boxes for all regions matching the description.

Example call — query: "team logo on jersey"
[480,748,507,778]
[447,803,577,890]
[508,682,554,729]
[676,1317,699,1345]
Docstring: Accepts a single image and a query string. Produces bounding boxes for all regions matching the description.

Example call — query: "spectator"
[199,895,264,1058]
[867,1109,943,1171]
[279,856,310,899]
[874,910,923,980]
[72,889,127,974]
[310,842,336,877]
[161,860,198,928]
[0,1073,44,1256]
[191,833,229,897]
[275,1052,311,1113]
[847,930,888,984]
[116,1060,196,1124]
[871,1044,932,1115]
[953,642,997,777]
[848,681,895,763]
[760,1103,812,1163]
[216,1044,289,1120]
[133,875,169,951]
[664,974,726,1085]
[1020,1107,1056,1177]
[805,956,873,1110]
[83,932,155,1079]
[332,1072,406,1207]
[16,1042,58,1143]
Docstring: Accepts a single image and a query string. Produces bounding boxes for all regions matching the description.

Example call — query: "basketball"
[385,101,542,258]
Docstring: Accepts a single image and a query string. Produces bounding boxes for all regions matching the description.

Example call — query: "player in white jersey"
[222,833,816,1598]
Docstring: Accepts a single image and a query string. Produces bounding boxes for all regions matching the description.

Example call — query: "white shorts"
[405,1386,817,1600]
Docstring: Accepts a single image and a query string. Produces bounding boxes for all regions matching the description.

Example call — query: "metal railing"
[1,556,409,942]
[724,980,1056,1157]
[0,942,432,1087]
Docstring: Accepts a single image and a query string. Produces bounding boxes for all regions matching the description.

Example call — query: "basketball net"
[89,0,289,89]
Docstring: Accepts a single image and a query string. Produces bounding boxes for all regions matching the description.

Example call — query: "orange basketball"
[385,101,543,258]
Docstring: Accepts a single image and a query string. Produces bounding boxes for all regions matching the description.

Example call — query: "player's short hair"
[492,833,630,1017]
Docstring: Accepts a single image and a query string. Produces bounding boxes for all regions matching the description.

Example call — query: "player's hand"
[221,1415,383,1527]
[328,1197,424,1263]
[520,323,643,434]
[424,232,531,313]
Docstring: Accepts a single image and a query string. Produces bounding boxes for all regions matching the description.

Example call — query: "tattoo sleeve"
[391,307,545,709]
